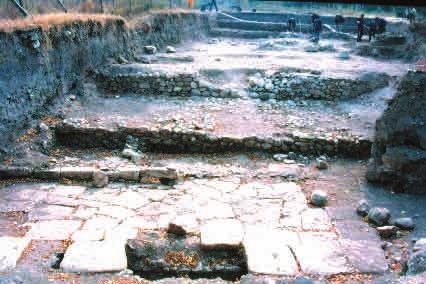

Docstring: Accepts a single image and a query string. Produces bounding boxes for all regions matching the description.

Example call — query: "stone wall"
[94,69,240,98]
[55,122,372,158]
[248,72,390,101]
[367,71,426,194]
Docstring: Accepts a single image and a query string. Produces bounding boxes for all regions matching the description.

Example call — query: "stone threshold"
[0,165,177,183]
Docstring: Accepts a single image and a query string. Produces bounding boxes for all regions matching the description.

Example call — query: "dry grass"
[0,13,127,32]
[0,9,197,33]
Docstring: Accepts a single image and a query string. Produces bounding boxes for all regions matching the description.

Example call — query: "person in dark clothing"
[375,17,387,34]
[312,16,322,43]
[288,18,296,32]
[367,20,377,42]
[335,15,344,32]
[209,0,218,12]
[357,14,365,42]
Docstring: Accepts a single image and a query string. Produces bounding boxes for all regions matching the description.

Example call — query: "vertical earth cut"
[367,71,426,193]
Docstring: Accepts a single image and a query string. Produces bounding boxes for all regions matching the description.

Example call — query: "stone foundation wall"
[248,72,390,101]
[367,71,426,194]
[95,70,240,98]
[55,123,372,158]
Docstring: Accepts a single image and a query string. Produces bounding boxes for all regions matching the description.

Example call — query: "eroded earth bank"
[0,10,426,284]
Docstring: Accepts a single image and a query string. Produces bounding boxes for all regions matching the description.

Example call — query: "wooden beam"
[8,0,29,16]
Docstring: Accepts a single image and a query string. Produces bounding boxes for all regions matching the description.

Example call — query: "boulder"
[414,239,426,252]
[394,217,415,230]
[408,250,426,275]
[367,71,426,193]
[368,207,391,226]
[310,190,328,207]
[356,199,370,217]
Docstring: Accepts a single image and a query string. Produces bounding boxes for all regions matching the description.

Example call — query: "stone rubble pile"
[356,200,416,239]
[248,71,390,101]
[95,71,240,98]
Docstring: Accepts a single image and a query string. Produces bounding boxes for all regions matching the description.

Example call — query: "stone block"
[27,220,82,240]
[243,227,299,276]
[0,237,30,272]
[201,219,244,249]
[61,240,127,272]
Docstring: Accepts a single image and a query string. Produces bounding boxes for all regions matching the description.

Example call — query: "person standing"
[209,0,218,12]
[312,15,322,43]
[288,18,296,32]
[408,8,417,24]
[335,15,344,32]
[357,14,365,42]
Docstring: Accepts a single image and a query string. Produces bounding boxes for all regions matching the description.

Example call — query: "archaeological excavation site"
[0,0,425,283]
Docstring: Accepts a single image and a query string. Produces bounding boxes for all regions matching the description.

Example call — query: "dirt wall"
[367,71,426,194]
[0,11,209,159]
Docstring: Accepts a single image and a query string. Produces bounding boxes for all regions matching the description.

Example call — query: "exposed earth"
[1,11,426,284]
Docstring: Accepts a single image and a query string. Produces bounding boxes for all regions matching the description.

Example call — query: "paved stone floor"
[1,154,401,283]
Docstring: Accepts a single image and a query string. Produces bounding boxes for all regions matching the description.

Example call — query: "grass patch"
[0,13,127,33]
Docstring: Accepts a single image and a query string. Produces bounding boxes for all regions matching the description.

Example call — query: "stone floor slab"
[110,191,150,209]
[0,237,30,272]
[27,220,82,240]
[201,219,244,249]
[340,239,388,274]
[243,227,299,276]
[0,201,34,213]
[258,182,301,199]
[60,240,127,272]
[97,205,135,220]
[28,204,74,221]
[301,208,332,231]
[196,200,234,220]
[50,185,87,197]
[294,232,353,275]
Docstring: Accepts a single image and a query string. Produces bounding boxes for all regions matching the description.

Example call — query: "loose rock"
[166,46,176,53]
[93,170,109,188]
[377,225,397,238]
[310,190,328,207]
[143,45,157,54]
[368,207,391,226]
[316,157,329,170]
[356,199,370,217]
[394,217,415,230]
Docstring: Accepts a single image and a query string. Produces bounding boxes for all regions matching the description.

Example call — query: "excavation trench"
[125,232,248,281]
